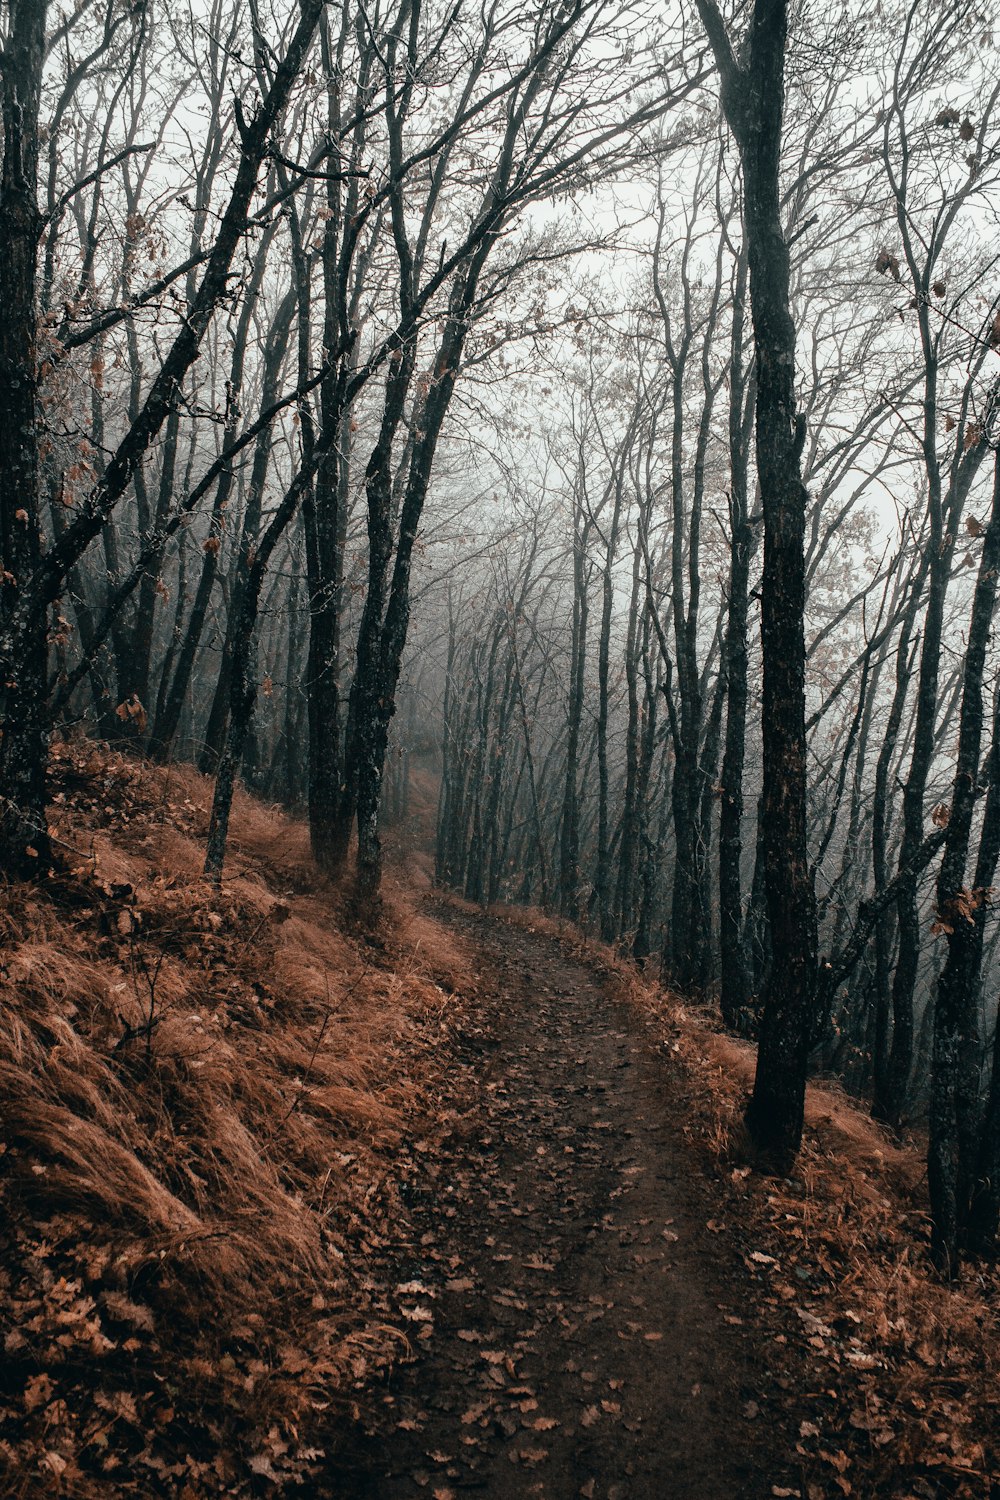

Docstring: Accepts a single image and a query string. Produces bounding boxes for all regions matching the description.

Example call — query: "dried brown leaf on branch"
[114,694,147,734]
[874,248,902,282]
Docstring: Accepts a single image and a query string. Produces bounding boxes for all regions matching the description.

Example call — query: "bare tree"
[694,0,818,1169]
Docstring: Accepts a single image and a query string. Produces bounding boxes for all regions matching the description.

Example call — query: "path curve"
[341,904,788,1498]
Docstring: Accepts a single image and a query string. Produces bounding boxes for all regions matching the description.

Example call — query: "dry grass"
[0,739,478,1497]
[655,1001,1000,1496]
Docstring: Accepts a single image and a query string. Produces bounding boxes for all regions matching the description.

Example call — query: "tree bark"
[0,0,50,874]
[928,451,1000,1273]
[696,0,817,1169]
[719,247,756,1029]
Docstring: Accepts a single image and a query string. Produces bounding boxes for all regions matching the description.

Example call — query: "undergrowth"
[0,739,476,1497]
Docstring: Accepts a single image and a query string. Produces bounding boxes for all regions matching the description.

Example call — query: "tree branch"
[47,141,155,222]
[817,826,948,1018]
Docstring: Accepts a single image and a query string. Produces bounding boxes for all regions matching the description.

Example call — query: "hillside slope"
[0,739,476,1496]
[1,743,998,1498]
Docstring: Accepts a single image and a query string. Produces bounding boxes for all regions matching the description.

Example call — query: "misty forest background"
[4,0,1000,1273]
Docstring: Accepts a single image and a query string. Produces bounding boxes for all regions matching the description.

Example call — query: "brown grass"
[0,739,478,1497]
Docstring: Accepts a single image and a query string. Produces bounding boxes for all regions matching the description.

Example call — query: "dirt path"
[337,904,792,1498]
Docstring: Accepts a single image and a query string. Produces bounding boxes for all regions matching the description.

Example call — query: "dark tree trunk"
[340,339,419,902]
[695,662,725,990]
[881,454,983,1126]
[658,220,725,993]
[466,627,502,906]
[631,613,661,962]
[559,518,590,920]
[199,289,297,770]
[435,599,460,887]
[595,463,626,940]
[928,452,1000,1273]
[635,733,669,965]
[870,612,918,1117]
[0,0,50,873]
[697,0,818,1169]
[615,551,644,939]
[304,11,373,873]
[128,408,181,710]
[204,466,313,882]
[719,248,756,1031]
[511,615,550,909]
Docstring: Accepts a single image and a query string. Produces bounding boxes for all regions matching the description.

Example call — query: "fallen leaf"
[401,1305,434,1323]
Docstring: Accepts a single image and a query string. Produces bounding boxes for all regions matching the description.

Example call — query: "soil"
[331,902,800,1499]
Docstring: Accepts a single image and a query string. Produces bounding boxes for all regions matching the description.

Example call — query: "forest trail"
[340,903,789,1499]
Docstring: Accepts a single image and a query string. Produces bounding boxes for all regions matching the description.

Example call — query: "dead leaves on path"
[626,1006,1000,1500]
[364,932,727,1495]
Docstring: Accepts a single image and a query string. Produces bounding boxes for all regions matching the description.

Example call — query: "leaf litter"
[6,747,997,1499]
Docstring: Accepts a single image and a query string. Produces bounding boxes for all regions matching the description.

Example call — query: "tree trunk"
[870,612,918,1117]
[696,0,818,1169]
[928,452,1000,1272]
[719,248,756,1031]
[595,465,625,939]
[204,466,313,881]
[0,0,50,874]
[559,517,589,920]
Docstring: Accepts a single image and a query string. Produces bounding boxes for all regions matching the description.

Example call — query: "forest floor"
[335,898,1000,1500]
[337,900,797,1499]
[1,744,998,1498]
